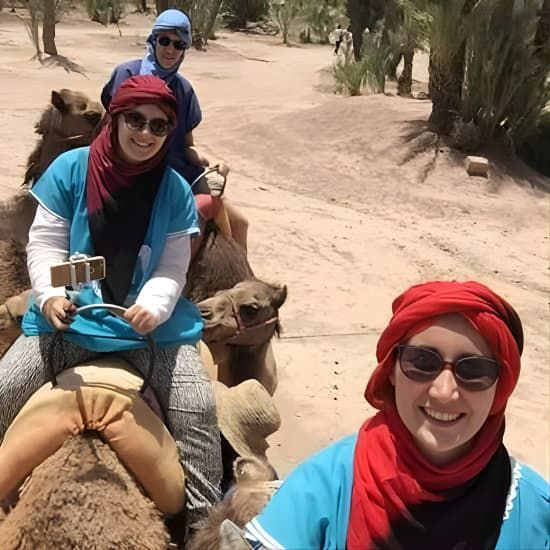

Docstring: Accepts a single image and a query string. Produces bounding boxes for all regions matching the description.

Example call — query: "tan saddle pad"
[0,358,185,514]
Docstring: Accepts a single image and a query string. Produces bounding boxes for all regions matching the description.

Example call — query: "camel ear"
[219,519,253,550]
[51,90,68,113]
[271,284,287,310]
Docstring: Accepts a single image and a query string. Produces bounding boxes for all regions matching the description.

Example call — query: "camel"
[0,434,171,550]
[0,89,103,245]
[187,456,280,550]
[198,278,286,395]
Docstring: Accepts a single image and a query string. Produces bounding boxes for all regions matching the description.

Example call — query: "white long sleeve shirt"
[27,205,191,324]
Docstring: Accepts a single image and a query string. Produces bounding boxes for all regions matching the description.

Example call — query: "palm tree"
[427,0,476,134]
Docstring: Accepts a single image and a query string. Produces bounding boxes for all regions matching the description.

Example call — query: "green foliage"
[86,0,127,24]
[518,107,550,176]
[270,0,300,44]
[174,0,225,48]
[428,0,469,73]
[222,0,269,28]
[393,0,431,51]
[332,28,389,95]
[299,0,345,44]
[332,58,368,95]
[361,28,390,92]
[460,0,550,148]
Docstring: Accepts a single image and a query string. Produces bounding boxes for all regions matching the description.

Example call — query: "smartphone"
[50,256,106,288]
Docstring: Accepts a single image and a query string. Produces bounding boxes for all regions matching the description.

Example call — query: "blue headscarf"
[140,9,192,84]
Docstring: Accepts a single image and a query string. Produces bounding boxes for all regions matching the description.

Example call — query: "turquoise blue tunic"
[22,147,203,352]
[245,435,550,549]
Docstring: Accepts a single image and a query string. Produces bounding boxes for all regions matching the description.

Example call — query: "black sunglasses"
[122,111,172,138]
[397,345,500,392]
[157,35,186,51]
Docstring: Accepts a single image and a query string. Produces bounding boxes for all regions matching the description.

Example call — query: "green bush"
[518,108,550,177]
[361,29,390,93]
[332,58,368,95]
[460,0,550,149]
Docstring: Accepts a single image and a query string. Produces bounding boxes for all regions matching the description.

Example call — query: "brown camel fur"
[0,241,30,356]
[0,433,170,550]
[187,456,279,550]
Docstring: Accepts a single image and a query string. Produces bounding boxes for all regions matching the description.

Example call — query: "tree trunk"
[204,0,224,43]
[42,0,57,56]
[386,50,402,80]
[428,0,477,134]
[155,0,169,15]
[397,48,414,96]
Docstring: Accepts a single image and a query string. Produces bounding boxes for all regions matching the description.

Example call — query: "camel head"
[46,89,103,141]
[24,89,104,188]
[198,280,287,348]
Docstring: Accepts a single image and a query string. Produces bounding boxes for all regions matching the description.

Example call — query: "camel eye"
[239,304,258,320]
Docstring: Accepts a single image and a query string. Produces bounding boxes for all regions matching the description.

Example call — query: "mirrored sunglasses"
[157,35,186,51]
[397,345,500,392]
[122,111,172,138]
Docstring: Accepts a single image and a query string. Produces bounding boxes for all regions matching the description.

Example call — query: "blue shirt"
[101,59,204,185]
[22,146,203,352]
[245,435,550,549]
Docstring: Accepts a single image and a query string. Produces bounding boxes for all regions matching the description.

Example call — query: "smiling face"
[154,30,185,70]
[390,314,497,466]
[116,104,168,164]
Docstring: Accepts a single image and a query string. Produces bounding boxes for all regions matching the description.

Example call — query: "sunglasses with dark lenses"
[122,111,172,137]
[397,345,500,392]
[157,35,186,51]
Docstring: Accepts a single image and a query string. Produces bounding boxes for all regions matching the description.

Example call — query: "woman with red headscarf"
[242,281,549,549]
[0,76,221,528]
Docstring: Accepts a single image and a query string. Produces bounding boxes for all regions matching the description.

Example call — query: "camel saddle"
[0,358,185,515]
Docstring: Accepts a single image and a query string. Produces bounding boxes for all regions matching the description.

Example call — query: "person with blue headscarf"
[102,9,207,187]
[101,8,250,251]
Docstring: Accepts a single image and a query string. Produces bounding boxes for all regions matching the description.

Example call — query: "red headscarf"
[347,281,522,549]
[86,75,177,305]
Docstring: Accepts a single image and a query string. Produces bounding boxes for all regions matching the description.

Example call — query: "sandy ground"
[0,11,548,479]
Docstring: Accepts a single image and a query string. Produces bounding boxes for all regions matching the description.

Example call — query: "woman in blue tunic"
[101,9,249,251]
[243,281,549,549]
[0,75,221,530]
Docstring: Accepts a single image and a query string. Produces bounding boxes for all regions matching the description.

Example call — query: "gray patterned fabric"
[0,333,222,527]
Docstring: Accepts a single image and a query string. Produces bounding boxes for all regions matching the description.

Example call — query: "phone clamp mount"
[47,254,155,394]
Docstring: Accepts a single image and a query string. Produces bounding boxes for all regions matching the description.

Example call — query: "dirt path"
[0,11,547,476]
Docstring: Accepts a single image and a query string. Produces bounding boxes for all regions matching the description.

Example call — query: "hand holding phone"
[43,296,77,330]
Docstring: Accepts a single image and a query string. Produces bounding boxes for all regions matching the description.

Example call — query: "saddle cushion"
[0,358,185,514]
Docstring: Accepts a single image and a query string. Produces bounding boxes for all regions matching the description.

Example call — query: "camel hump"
[0,359,185,515]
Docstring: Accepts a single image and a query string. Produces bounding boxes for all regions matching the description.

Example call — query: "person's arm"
[183,130,211,167]
[132,233,191,328]
[26,205,77,329]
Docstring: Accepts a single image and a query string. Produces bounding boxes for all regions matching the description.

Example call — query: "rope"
[279,329,380,340]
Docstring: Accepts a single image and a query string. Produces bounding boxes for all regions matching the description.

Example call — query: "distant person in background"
[332,24,344,55]
[341,25,354,63]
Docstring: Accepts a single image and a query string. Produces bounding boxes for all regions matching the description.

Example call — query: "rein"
[222,295,279,346]
[49,131,94,144]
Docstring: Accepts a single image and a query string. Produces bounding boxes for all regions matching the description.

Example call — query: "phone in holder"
[50,255,106,288]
